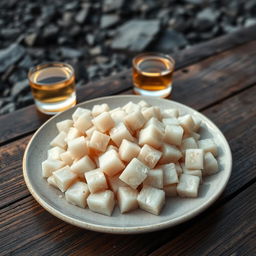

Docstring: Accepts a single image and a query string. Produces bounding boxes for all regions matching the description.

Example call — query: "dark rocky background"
[0,0,255,115]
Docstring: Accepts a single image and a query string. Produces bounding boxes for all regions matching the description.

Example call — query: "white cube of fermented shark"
[56,119,73,133]
[164,184,177,197]
[198,139,218,157]
[50,131,67,149]
[117,187,138,213]
[144,117,165,133]
[123,101,141,114]
[119,139,140,162]
[47,146,65,160]
[175,162,183,175]
[159,144,182,164]
[42,159,65,178]
[164,125,184,146]
[60,151,73,166]
[110,109,127,124]
[178,114,195,133]
[53,166,77,192]
[162,117,179,126]
[185,149,204,170]
[137,144,162,168]
[92,103,110,117]
[161,163,179,185]
[71,155,96,177]
[109,122,134,147]
[92,112,115,133]
[181,163,203,183]
[85,169,108,193]
[192,132,200,141]
[203,152,218,175]
[72,107,91,122]
[177,174,200,197]
[106,144,118,152]
[87,190,115,216]
[107,174,128,194]
[137,186,165,215]
[192,116,202,132]
[99,149,125,177]
[85,126,96,139]
[143,169,163,189]
[119,158,149,189]
[124,110,146,132]
[138,100,151,108]
[89,130,110,152]
[65,181,90,208]
[47,175,58,188]
[74,112,92,133]
[161,108,179,118]
[65,127,81,142]
[67,136,88,160]
[181,137,198,152]
[138,124,164,149]
[142,106,160,121]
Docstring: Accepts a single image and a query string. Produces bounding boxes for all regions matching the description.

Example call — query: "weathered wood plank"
[0,25,255,145]
[148,183,256,256]
[0,85,255,255]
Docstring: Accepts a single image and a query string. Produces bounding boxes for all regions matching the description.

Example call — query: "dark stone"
[244,18,256,27]
[61,12,74,27]
[69,25,81,37]
[60,47,84,59]
[86,34,95,46]
[197,8,219,23]
[103,0,124,12]
[18,55,33,69]
[245,0,256,14]
[184,0,202,5]
[0,44,26,73]
[75,6,89,24]
[0,102,16,115]
[153,29,188,52]
[11,79,29,98]
[87,65,100,78]
[64,2,79,11]
[0,28,21,39]
[100,14,120,29]
[42,25,59,41]
[9,69,27,84]
[89,46,102,56]
[17,94,34,106]
[24,33,38,46]
[111,20,160,52]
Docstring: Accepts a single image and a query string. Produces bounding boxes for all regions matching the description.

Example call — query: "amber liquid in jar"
[29,63,76,114]
[133,54,175,97]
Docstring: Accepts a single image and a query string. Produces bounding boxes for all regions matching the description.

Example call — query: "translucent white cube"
[162,117,179,126]
[161,108,179,118]
[178,114,195,133]
[181,137,198,152]
[161,163,179,185]
[107,174,128,194]
[56,119,73,133]
[92,103,110,117]
[138,100,150,108]
[110,109,127,124]
[182,163,203,183]
[159,144,182,164]
[119,139,140,162]
[204,152,218,175]
[60,151,73,166]
[142,106,160,121]
[74,112,92,133]
[65,127,81,142]
[99,149,125,177]
[110,122,134,147]
[164,125,184,146]
[124,110,146,132]
[117,187,138,213]
[67,136,88,160]
[85,126,96,139]
[71,155,96,177]
[92,112,115,133]
[89,130,110,152]
[65,181,90,208]
[198,139,218,157]
[185,149,204,170]
[143,169,163,189]
[47,175,58,188]
[119,158,149,189]
[50,131,67,149]
[53,166,77,192]
[192,116,201,132]
[137,186,165,215]
[42,159,65,178]
[177,174,200,197]
[138,124,164,149]
[144,117,165,133]
[47,146,65,160]
[175,162,183,175]
[123,101,141,114]
[87,190,115,216]
[85,169,108,193]
[137,144,162,168]
[72,107,91,122]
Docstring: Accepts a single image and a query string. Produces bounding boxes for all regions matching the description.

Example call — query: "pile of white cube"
[42,100,219,216]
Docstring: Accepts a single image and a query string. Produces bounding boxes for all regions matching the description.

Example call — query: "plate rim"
[23,95,232,234]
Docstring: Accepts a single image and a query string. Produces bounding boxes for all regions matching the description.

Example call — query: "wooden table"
[1,25,256,256]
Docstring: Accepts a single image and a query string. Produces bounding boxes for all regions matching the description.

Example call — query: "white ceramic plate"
[23,95,232,234]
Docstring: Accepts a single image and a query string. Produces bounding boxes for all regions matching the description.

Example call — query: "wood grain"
[0,25,255,145]
[0,85,255,256]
